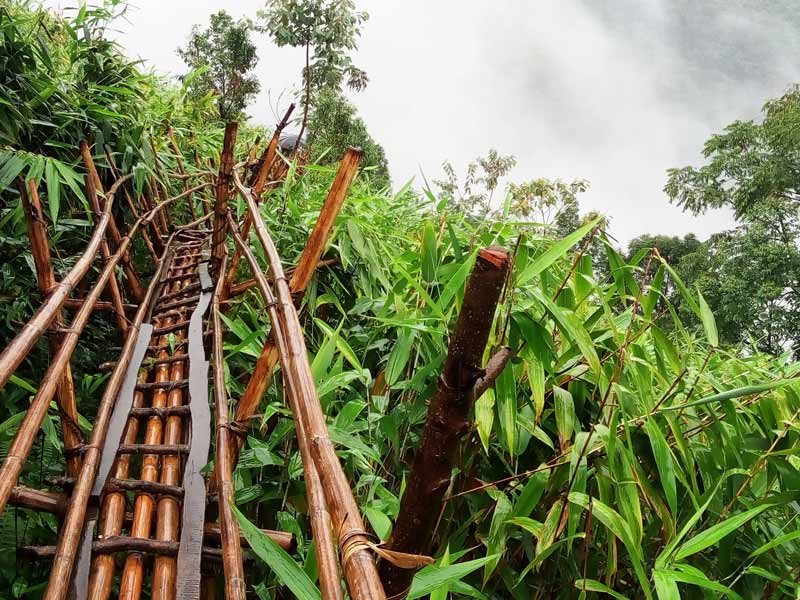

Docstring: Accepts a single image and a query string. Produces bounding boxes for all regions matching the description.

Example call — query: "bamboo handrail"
[41,233,178,600]
[221,148,361,484]
[228,217,343,600]
[212,123,238,266]
[0,175,129,391]
[232,169,385,600]
[211,251,247,600]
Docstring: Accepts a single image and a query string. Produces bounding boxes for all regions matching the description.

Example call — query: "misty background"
[47,0,800,244]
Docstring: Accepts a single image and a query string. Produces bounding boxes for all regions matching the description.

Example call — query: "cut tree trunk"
[378,247,510,599]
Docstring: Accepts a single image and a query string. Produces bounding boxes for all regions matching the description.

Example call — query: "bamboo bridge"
[0,105,399,599]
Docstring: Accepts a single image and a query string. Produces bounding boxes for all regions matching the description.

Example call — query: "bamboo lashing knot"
[339,529,434,571]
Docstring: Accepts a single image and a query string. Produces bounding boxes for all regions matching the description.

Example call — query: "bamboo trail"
[0,126,405,599]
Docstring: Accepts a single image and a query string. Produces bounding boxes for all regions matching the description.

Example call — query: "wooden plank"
[175,261,214,600]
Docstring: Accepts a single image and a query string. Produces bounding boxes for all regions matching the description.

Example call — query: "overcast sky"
[47,1,800,245]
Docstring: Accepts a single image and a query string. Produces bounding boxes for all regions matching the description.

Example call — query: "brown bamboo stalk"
[86,174,130,335]
[104,146,160,264]
[149,176,171,235]
[168,127,197,220]
[227,219,342,600]
[80,141,145,303]
[19,178,82,477]
[212,123,238,267]
[41,234,177,600]
[0,179,139,518]
[232,172,385,599]
[149,137,173,232]
[378,247,510,599]
[221,104,295,300]
[211,252,247,600]
[0,175,129,391]
[228,148,361,474]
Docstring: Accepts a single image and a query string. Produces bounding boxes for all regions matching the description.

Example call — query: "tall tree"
[434,149,517,216]
[307,88,390,187]
[663,87,800,354]
[260,0,369,147]
[177,11,260,122]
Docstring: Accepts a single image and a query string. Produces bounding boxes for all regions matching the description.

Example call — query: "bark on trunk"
[378,247,510,599]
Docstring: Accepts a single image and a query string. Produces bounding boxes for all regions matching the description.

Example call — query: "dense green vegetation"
[0,1,799,599]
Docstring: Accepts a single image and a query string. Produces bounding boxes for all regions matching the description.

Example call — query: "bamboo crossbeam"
[8,485,294,551]
[19,178,82,477]
[40,232,176,600]
[227,219,342,600]
[62,298,136,313]
[210,252,247,600]
[227,258,338,298]
[80,141,146,303]
[0,175,129,392]
[378,248,510,599]
[231,171,385,598]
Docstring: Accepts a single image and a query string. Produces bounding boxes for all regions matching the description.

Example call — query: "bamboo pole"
[228,219,342,600]
[212,123,238,269]
[221,104,295,300]
[378,247,510,599]
[211,251,247,600]
[0,175,129,391]
[80,141,145,303]
[104,146,160,264]
[232,171,385,600]
[18,178,82,477]
[227,148,361,473]
[86,174,131,335]
[168,127,197,220]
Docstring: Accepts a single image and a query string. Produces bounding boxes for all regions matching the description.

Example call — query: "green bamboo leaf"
[644,418,677,516]
[528,358,545,422]
[534,289,600,375]
[674,504,772,561]
[517,217,600,286]
[407,555,499,599]
[475,388,495,454]
[421,221,438,283]
[554,386,575,450]
[438,250,477,311]
[658,378,800,413]
[44,159,60,224]
[385,327,415,386]
[233,506,321,600]
[496,365,516,455]
[696,288,718,347]
[569,492,653,600]
[748,529,800,559]
[574,579,630,600]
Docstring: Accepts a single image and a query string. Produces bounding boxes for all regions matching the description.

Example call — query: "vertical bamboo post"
[378,248,510,599]
[18,178,82,477]
[220,104,294,300]
[85,175,129,335]
[80,141,145,303]
[168,127,197,220]
[212,123,238,269]
[211,253,247,600]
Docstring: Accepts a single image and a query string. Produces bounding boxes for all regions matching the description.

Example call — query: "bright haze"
[47,0,800,244]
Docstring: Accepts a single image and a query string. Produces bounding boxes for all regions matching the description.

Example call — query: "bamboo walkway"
[0,108,408,599]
